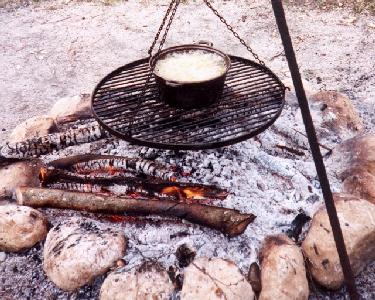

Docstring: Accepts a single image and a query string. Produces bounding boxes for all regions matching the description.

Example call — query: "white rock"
[43,217,126,291]
[302,193,375,289]
[100,262,174,300]
[8,115,57,143]
[0,204,48,252]
[181,257,254,300]
[0,161,42,198]
[49,94,91,120]
[259,235,309,300]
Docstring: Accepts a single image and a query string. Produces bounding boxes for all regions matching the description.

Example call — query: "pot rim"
[150,44,231,85]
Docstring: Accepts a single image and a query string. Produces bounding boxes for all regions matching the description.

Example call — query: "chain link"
[148,0,178,57]
[203,0,265,66]
[128,0,180,135]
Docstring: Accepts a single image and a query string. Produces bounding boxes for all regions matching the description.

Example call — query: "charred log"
[0,123,109,158]
[48,154,177,181]
[16,187,255,237]
[39,167,228,202]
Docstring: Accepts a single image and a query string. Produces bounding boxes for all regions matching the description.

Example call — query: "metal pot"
[150,43,231,109]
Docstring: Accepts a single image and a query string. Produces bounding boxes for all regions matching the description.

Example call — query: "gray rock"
[100,262,174,300]
[43,217,126,291]
[0,204,48,252]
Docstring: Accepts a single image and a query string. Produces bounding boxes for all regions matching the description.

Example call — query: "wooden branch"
[16,187,255,237]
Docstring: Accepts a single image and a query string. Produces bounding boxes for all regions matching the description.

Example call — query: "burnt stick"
[0,123,109,159]
[16,187,255,237]
[40,167,228,200]
[48,154,177,181]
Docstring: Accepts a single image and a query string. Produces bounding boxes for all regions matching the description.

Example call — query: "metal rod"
[270,1,358,299]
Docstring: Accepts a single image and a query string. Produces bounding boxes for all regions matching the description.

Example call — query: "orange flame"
[105,165,118,176]
[182,187,205,199]
[39,167,48,183]
[161,186,205,200]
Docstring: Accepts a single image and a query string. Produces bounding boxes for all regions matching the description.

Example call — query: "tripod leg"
[270,1,359,299]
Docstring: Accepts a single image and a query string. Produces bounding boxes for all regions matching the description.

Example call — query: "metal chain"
[148,0,178,56]
[128,0,180,135]
[203,0,266,66]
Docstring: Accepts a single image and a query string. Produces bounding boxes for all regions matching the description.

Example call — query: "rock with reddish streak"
[0,160,42,198]
[181,257,254,300]
[8,115,57,143]
[100,262,174,300]
[259,234,309,300]
[328,134,375,204]
[302,193,375,289]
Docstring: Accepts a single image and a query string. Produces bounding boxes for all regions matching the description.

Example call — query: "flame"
[182,187,205,199]
[161,186,205,200]
[39,167,48,183]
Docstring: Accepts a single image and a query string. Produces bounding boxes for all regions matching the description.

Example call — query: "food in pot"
[154,50,227,82]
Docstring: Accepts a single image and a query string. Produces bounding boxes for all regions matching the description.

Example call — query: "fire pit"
[0,0,370,299]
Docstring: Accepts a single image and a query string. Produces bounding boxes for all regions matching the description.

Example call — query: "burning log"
[48,154,177,181]
[39,167,228,202]
[16,187,255,237]
[0,123,109,159]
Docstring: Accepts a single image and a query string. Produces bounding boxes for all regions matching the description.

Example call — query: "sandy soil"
[0,0,374,144]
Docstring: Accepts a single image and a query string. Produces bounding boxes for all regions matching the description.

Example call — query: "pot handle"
[196,40,213,47]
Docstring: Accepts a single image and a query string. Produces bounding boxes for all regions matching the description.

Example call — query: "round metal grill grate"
[92,55,285,150]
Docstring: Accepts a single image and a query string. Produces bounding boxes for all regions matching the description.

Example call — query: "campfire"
[0,1,374,299]
[1,85,373,299]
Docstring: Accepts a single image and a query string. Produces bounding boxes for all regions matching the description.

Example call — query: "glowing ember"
[105,215,138,223]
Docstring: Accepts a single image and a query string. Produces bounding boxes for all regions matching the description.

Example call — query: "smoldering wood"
[39,167,228,201]
[16,187,255,237]
[48,154,177,181]
[0,123,109,159]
